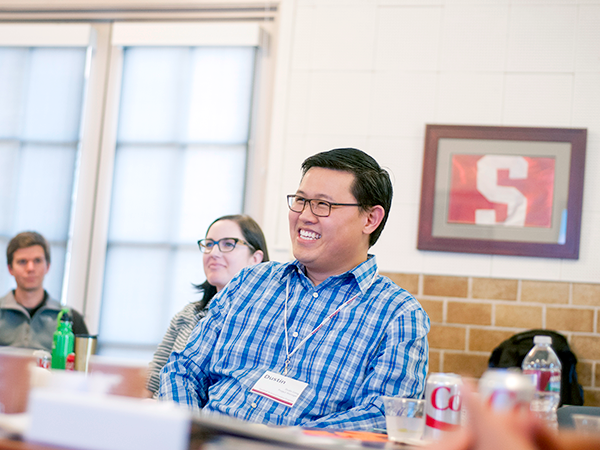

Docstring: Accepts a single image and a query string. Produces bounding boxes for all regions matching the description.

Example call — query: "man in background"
[0,231,88,351]
[160,148,429,430]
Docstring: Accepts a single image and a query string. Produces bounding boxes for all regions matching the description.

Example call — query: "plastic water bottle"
[521,335,561,427]
[51,308,75,370]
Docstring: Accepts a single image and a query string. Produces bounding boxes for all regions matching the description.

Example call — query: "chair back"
[0,347,35,413]
[488,329,584,406]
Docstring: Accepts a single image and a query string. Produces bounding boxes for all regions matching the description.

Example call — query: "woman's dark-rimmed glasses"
[198,238,253,254]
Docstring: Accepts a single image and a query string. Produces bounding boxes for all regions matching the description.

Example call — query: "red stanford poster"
[448,154,555,228]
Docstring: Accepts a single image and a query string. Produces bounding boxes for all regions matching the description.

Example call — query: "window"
[0,25,91,302]
[99,44,256,359]
[0,18,274,362]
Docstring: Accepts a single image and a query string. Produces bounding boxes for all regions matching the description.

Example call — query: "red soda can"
[33,350,52,369]
[65,353,76,371]
[423,373,462,440]
[478,368,534,412]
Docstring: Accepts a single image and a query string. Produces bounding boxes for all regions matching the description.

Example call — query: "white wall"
[2,0,598,284]
[264,0,600,284]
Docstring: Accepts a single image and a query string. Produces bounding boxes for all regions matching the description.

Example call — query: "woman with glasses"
[146,214,269,396]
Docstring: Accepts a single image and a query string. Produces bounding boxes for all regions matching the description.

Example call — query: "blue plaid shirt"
[158,256,429,430]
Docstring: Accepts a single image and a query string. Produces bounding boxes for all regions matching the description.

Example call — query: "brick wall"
[381,272,600,406]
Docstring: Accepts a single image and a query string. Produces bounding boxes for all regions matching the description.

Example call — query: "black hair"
[194,214,269,312]
[301,148,392,247]
[194,280,218,312]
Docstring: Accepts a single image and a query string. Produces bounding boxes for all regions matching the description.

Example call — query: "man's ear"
[251,250,264,264]
[363,205,385,236]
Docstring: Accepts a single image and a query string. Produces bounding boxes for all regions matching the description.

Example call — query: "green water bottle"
[51,308,75,370]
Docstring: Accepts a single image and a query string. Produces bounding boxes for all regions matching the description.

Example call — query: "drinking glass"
[383,396,425,443]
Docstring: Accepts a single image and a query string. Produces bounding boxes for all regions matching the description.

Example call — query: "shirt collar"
[281,255,378,293]
[2,290,57,312]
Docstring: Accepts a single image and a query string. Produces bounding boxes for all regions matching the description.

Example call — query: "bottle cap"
[533,335,552,345]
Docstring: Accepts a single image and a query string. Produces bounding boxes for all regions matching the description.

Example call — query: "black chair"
[488,329,584,407]
[557,405,600,429]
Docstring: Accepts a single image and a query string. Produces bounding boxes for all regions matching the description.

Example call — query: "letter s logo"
[475,155,528,227]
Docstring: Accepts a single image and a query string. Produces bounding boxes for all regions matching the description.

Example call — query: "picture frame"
[417,125,587,259]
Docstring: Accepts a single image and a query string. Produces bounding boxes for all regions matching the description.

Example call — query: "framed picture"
[417,125,587,259]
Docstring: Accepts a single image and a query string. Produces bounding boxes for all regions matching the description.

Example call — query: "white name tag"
[250,370,308,407]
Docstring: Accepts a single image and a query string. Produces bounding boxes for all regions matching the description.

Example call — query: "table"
[0,438,64,450]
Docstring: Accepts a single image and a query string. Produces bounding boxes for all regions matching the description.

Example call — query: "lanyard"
[282,270,378,376]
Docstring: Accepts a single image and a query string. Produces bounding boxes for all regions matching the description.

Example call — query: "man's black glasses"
[287,194,361,218]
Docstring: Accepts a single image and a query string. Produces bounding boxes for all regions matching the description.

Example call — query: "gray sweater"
[0,290,88,351]
[146,301,208,396]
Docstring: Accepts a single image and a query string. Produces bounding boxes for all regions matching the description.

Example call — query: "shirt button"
[251,403,257,408]
[312,292,318,298]
[292,332,299,337]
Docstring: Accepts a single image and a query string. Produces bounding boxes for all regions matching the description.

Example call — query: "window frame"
[0,14,277,335]
[0,22,99,308]
[85,21,273,334]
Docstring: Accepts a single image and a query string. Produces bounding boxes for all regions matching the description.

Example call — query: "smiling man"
[159,148,429,430]
[0,231,88,351]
